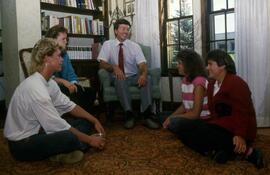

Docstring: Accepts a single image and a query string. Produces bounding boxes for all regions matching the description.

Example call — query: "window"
[208,0,235,58]
[162,0,194,73]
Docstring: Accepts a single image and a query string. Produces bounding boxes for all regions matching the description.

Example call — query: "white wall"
[0,1,1,30]
[0,0,5,101]
[0,0,4,101]
[1,0,41,105]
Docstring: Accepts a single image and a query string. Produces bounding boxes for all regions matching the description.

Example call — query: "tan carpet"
[0,122,269,175]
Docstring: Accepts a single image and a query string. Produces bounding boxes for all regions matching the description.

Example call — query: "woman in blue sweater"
[46,25,96,113]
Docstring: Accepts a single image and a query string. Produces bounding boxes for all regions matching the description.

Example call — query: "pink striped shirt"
[181,76,210,119]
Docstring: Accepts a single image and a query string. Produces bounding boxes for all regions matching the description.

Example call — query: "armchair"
[98,44,161,119]
[19,48,32,78]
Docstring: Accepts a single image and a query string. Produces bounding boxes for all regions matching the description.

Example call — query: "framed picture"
[124,1,135,16]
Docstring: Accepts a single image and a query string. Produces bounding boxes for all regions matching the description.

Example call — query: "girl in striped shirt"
[162,49,210,131]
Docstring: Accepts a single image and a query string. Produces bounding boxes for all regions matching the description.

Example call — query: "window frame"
[160,0,194,75]
[207,0,235,54]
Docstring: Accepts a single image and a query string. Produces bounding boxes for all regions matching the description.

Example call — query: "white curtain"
[235,0,270,127]
[134,0,160,68]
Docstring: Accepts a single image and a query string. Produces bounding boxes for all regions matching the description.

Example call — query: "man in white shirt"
[4,38,106,164]
[98,19,160,129]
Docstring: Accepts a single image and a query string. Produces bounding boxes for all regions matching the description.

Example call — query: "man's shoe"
[143,118,160,129]
[212,150,230,164]
[246,148,264,169]
[124,111,135,129]
[49,150,84,164]
[142,106,160,129]
[124,117,135,129]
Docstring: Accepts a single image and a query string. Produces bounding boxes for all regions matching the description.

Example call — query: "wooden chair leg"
[106,102,115,122]
[155,99,160,114]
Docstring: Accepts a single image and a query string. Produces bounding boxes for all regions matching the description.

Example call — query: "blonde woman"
[4,38,105,164]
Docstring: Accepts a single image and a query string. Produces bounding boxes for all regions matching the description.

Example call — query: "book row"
[41,0,96,10]
[41,14,104,35]
[66,44,100,60]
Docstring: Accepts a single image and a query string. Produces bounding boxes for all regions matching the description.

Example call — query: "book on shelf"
[91,19,104,35]
[98,21,104,35]
[41,13,104,35]
[41,0,96,10]
[66,43,101,60]
[67,46,92,60]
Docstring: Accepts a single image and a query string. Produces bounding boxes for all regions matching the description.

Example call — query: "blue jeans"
[7,117,92,161]
[157,111,185,133]
[158,112,236,156]
[112,74,152,112]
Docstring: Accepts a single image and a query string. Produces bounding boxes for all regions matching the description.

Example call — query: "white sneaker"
[49,150,84,164]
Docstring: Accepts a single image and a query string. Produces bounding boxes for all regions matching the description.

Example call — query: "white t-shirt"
[98,39,146,77]
[4,72,76,141]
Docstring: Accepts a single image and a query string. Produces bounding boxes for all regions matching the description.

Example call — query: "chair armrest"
[77,77,91,87]
[98,67,160,87]
[98,69,111,88]
[149,68,161,85]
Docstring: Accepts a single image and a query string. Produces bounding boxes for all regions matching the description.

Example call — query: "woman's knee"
[62,130,79,142]
[168,118,181,133]
[168,117,193,133]
[76,119,93,134]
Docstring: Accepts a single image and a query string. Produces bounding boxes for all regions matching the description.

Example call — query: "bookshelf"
[40,2,102,16]
[40,0,108,56]
[40,1,107,42]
